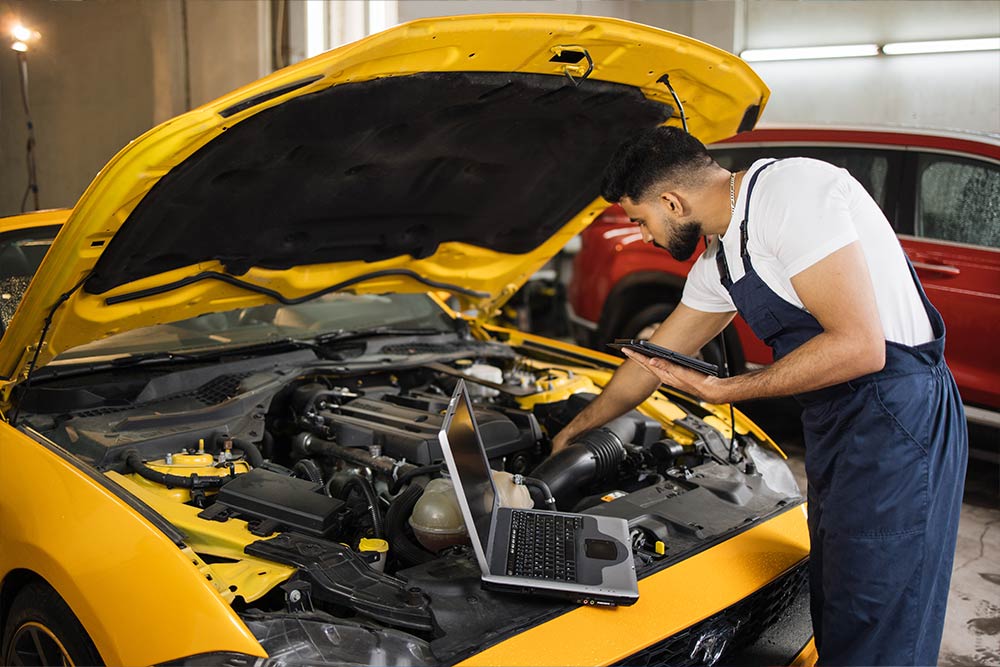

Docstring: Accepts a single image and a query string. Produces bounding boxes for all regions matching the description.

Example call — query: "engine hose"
[292,458,324,483]
[232,437,265,468]
[259,430,276,461]
[529,429,626,509]
[124,450,229,489]
[210,434,265,468]
[385,482,435,566]
[293,432,418,479]
[339,475,384,540]
[517,475,556,508]
[390,464,444,494]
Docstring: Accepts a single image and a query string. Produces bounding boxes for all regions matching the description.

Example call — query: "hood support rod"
[657,74,688,133]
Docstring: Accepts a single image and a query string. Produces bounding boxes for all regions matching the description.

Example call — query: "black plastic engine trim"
[245,532,435,632]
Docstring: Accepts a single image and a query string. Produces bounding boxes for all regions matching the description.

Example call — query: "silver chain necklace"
[729,171,736,215]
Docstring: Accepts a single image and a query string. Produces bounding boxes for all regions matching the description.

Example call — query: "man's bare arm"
[551,303,734,453]
[623,242,885,403]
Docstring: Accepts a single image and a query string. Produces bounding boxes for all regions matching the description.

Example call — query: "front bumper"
[616,561,811,667]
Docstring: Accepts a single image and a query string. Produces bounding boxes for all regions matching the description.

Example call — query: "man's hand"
[550,430,574,455]
[547,304,736,458]
[620,348,729,404]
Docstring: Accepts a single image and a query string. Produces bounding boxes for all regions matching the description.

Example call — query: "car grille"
[72,372,252,418]
[614,561,808,667]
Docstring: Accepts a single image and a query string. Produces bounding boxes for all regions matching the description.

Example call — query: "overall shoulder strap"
[739,159,780,273]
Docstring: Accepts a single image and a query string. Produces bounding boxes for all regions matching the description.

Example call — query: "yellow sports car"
[0,14,814,667]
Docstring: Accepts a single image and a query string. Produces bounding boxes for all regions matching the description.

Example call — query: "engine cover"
[317,393,540,465]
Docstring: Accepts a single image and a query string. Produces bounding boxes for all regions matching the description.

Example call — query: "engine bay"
[20,334,803,663]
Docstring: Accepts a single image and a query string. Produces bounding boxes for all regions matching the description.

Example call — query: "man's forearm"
[556,360,661,443]
[715,330,884,403]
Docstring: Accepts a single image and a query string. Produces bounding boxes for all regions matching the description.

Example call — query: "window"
[917,155,1000,249]
[0,225,60,334]
[712,147,893,217]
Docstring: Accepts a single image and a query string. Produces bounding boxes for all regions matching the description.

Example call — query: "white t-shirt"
[681,158,934,346]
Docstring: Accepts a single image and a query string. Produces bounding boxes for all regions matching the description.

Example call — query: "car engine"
[21,339,802,662]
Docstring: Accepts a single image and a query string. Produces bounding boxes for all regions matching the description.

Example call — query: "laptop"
[438,380,639,607]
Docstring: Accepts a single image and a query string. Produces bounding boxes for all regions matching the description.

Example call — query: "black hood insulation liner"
[85,71,669,295]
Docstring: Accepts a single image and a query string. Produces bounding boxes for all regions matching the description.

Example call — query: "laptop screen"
[444,383,497,554]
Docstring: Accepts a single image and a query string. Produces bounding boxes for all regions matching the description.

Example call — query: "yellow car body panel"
[0,426,266,664]
[0,209,70,235]
[107,471,298,602]
[459,508,809,666]
[0,13,768,391]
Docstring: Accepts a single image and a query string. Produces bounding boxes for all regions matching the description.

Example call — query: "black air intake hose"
[386,481,435,566]
[530,427,628,510]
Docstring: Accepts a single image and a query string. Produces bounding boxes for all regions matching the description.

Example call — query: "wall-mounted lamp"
[741,36,1000,62]
[9,22,40,211]
[10,23,38,52]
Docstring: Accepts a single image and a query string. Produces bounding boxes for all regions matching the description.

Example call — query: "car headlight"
[164,615,435,667]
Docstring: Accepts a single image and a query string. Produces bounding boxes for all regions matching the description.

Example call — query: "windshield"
[54,292,455,362]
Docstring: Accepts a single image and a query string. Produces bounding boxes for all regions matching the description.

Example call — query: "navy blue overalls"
[716,161,968,666]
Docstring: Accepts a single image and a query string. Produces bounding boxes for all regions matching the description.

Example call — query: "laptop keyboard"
[506,511,581,581]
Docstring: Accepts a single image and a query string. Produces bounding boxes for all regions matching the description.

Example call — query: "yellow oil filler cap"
[654,541,666,556]
[359,538,389,572]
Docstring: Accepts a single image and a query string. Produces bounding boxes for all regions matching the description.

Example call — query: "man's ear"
[658,191,685,215]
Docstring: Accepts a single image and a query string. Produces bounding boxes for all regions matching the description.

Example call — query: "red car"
[568,127,1000,448]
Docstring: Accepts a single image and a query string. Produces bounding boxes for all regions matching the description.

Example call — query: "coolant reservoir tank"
[462,363,503,398]
[409,478,467,552]
[409,472,533,552]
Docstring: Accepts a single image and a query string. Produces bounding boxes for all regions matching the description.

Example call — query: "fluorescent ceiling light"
[740,44,879,62]
[882,37,1000,55]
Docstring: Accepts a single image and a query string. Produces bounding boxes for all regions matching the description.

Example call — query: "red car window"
[916,154,1000,249]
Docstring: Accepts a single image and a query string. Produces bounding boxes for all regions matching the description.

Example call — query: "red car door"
[904,151,1000,412]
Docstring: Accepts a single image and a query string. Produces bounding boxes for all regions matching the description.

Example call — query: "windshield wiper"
[32,338,327,382]
[314,327,453,345]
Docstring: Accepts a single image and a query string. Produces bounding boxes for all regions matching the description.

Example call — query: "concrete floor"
[749,404,1000,666]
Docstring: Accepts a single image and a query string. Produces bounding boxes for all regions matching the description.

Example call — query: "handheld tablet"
[607,339,723,377]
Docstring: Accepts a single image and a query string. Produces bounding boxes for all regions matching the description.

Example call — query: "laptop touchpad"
[585,538,618,560]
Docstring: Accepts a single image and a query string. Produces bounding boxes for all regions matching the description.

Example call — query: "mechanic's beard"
[661,221,702,261]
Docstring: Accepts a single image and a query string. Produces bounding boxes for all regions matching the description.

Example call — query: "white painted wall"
[743,1,1000,133]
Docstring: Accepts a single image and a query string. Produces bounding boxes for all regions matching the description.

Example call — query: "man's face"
[620,194,703,261]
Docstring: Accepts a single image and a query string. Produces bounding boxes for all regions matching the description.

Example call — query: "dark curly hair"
[600,126,714,203]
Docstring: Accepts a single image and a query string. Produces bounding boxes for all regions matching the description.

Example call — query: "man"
[553,127,967,666]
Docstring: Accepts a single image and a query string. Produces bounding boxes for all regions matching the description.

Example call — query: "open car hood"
[0,14,767,387]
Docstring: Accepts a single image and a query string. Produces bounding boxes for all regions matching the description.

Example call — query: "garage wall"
[2,1,996,219]
[0,0,270,218]
[744,1,1000,132]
